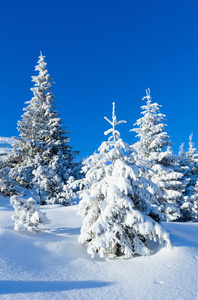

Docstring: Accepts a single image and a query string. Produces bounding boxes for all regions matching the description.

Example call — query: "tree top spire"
[142,88,151,103]
[39,51,44,58]
[104,102,126,141]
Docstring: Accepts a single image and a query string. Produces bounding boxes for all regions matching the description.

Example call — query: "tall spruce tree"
[9,53,79,204]
[131,89,184,221]
[78,103,170,259]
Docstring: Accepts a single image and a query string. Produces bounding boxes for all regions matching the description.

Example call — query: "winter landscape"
[0,51,197,299]
[1,1,198,299]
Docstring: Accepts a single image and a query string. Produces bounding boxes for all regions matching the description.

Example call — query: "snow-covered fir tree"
[78,102,170,259]
[179,134,198,221]
[183,180,198,221]
[131,89,185,221]
[185,133,198,195]
[10,195,49,232]
[131,89,170,165]
[181,184,198,222]
[8,53,79,204]
[150,146,185,221]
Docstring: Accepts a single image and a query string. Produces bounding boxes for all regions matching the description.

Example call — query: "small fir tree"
[78,103,170,259]
[10,195,49,232]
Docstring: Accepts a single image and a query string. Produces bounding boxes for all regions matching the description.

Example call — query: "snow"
[0,195,198,299]
[0,137,16,146]
[0,137,15,155]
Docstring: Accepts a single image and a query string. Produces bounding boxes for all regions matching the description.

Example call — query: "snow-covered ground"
[0,195,198,300]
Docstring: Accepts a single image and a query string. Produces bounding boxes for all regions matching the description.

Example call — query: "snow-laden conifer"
[179,134,198,221]
[10,195,49,232]
[78,103,170,259]
[183,181,198,221]
[9,53,79,203]
[131,89,184,221]
[151,146,185,221]
[131,89,170,166]
[185,133,198,195]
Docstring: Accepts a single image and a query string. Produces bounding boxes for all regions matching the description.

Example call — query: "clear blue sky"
[0,0,198,158]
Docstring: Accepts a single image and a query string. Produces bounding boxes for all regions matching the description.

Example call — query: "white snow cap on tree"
[78,102,170,259]
[186,133,198,166]
[10,195,49,232]
[178,143,186,158]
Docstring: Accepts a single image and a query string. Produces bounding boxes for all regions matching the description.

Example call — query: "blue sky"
[0,0,198,158]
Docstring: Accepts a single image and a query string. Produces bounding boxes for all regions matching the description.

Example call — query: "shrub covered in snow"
[10,195,49,232]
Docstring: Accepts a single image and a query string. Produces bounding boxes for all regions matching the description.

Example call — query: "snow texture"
[0,195,197,300]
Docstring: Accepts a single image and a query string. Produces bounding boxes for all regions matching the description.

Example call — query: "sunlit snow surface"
[0,196,197,300]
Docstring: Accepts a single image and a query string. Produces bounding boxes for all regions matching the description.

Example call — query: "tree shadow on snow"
[0,280,114,294]
[146,239,164,255]
[50,227,81,236]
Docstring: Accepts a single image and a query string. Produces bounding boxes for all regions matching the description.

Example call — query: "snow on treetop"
[188,133,198,159]
[142,88,151,103]
[104,102,126,141]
